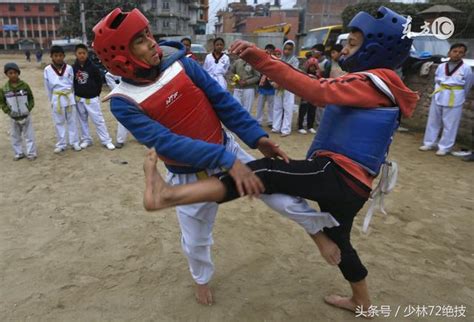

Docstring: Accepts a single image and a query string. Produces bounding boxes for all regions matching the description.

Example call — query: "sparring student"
[73,44,115,150]
[273,40,299,137]
[0,63,37,160]
[255,44,276,127]
[105,71,128,148]
[43,45,81,153]
[93,8,339,306]
[142,7,420,314]
[202,38,230,89]
[419,43,473,156]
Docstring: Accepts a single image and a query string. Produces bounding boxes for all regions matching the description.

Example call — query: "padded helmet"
[339,6,413,72]
[92,8,162,79]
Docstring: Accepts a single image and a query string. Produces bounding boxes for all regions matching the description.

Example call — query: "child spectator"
[298,58,319,134]
[255,44,276,127]
[105,71,128,148]
[0,63,37,160]
[419,43,473,156]
[43,45,81,153]
[202,38,230,89]
[73,44,115,150]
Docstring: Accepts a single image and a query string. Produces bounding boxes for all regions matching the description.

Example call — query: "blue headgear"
[339,6,413,73]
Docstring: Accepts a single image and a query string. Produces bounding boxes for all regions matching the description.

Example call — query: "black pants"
[216,156,370,283]
[298,102,316,129]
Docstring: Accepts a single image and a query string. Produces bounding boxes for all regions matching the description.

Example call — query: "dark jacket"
[73,59,103,98]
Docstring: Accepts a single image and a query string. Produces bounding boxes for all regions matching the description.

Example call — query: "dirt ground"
[0,54,473,322]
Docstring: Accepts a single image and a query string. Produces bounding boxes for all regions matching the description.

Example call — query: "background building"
[142,0,209,37]
[0,0,61,49]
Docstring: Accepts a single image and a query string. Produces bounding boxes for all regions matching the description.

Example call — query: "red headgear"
[304,57,319,71]
[92,8,162,79]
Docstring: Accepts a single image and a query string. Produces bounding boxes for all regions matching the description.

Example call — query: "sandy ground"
[0,54,473,322]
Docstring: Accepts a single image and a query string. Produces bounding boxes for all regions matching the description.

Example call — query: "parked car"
[191,44,207,54]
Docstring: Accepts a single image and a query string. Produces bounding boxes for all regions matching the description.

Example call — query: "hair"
[305,51,313,59]
[283,42,294,49]
[312,44,325,52]
[213,37,225,45]
[75,43,88,52]
[331,44,343,53]
[449,43,468,53]
[181,37,192,44]
[265,43,276,51]
[50,45,65,55]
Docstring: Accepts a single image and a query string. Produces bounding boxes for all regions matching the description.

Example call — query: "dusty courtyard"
[0,54,473,321]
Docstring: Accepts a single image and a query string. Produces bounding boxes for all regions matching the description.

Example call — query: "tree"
[59,0,152,43]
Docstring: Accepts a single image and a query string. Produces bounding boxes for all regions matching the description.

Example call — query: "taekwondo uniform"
[105,72,129,146]
[422,60,473,153]
[44,63,80,151]
[202,52,230,90]
[106,42,338,286]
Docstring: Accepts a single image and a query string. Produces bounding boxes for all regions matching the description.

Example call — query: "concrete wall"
[403,64,474,145]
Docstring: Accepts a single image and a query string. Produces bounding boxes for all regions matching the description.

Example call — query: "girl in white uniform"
[420,43,473,155]
[203,38,230,90]
[44,45,81,153]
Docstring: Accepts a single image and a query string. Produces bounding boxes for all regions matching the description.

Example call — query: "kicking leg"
[143,150,226,210]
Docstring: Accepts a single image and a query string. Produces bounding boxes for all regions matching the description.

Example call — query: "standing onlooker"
[181,37,198,61]
[312,43,330,128]
[43,45,81,153]
[255,44,276,126]
[273,40,299,137]
[73,44,115,150]
[298,58,319,134]
[203,38,230,89]
[24,50,31,62]
[0,63,37,160]
[230,57,260,114]
[105,71,129,148]
[419,43,473,156]
[35,49,43,63]
[329,44,346,78]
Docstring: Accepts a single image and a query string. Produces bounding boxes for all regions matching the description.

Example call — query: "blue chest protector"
[306,104,400,176]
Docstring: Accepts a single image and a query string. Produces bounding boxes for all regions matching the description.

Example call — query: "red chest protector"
[106,61,223,166]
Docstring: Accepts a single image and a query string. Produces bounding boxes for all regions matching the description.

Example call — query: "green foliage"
[59,0,152,43]
[341,1,473,39]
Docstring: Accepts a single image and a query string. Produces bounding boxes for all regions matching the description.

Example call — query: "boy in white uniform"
[73,44,115,150]
[43,45,81,153]
[0,63,37,160]
[420,43,473,155]
[105,71,129,148]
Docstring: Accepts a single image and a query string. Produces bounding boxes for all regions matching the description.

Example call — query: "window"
[162,19,169,28]
[151,0,157,9]
[9,4,15,11]
[54,17,59,25]
[54,4,59,12]
[26,17,32,24]
[48,30,54,37]
[39,5,45,12]
[34,30,39,37]
[163,1,169,10]
[40,17,45,24]
[41,30,47,37]
[27,30,33,37]
[24,4,31,12]
[32,17,38,24]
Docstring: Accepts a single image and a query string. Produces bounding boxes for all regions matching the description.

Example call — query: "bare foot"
[195,283,213,306]
[143,150,171,211]
[310,232,341,265]
[324,294,358,312]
